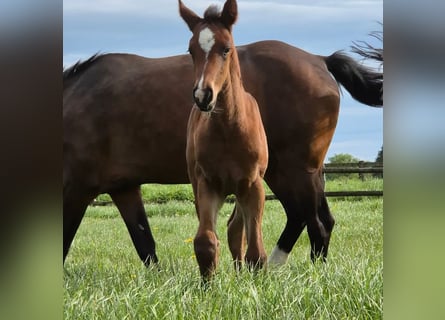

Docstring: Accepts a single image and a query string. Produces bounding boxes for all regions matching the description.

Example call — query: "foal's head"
[179,0,239,112]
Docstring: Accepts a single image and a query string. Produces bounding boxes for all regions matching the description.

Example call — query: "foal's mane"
[203,5,221,22]
[63,53,104,81]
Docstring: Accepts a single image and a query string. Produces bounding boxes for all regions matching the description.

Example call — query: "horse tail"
[351,42,383,64]
[351,29,383,64]
[324,51,383,107]
[63,53,104,89]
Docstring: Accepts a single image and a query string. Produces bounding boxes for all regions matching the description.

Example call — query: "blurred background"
[1,0,445,319]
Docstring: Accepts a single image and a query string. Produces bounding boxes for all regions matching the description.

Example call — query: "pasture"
[64,178,383,319]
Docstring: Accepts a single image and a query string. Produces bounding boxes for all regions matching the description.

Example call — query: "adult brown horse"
[63,19,382,267]
[180,0,269,279]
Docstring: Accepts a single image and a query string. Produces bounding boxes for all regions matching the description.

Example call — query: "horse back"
[63,53,195,193]
[239,41,341,171]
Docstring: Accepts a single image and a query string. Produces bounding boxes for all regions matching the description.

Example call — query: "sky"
[63,0,383,161]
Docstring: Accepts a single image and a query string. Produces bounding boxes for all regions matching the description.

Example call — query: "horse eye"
[223,47,231,58]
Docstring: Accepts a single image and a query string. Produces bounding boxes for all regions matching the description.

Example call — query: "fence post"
[358,161,364,181]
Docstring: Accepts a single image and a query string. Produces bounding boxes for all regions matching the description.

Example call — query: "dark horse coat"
[63,39,382,266]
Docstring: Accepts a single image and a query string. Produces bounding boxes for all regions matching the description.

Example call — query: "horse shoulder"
[239,92,268,169]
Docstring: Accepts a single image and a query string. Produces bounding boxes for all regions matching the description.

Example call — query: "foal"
[179,0,269,280]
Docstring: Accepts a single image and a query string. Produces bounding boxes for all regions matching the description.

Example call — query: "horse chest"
[195,134,260,185]
[188,103,266,191]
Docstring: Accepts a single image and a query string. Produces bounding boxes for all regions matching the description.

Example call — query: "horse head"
[179,0,239,113]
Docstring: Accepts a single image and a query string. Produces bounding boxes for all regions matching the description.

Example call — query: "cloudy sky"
[63,0,383,161]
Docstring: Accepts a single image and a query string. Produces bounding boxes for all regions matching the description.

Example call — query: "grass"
[325,176,383,193]
[64,182,383,319]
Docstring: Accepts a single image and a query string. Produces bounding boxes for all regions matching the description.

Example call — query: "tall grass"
[65,187,383,319]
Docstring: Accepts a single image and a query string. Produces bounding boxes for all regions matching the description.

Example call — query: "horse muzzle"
[193,87,214,112]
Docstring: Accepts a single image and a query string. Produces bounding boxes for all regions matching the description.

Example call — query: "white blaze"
[194,27,215,106]
[198,27,215,56]
[195,75,205,103]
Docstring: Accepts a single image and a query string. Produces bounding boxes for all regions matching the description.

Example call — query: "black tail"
[324,51,383,107]
[351,30,383,64]
[351,41,383,63]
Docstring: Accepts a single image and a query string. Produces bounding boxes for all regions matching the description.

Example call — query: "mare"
[179,0,269,279]
[63,22,382,267]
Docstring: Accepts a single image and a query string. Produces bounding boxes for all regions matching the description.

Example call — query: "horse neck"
[217,51,247,121]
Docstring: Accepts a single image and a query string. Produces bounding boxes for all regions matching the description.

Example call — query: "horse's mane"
[63,53,104,81]
[203,5,221,22]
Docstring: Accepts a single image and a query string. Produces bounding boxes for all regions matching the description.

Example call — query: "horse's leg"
[227,204,246,271]
[63,190,94,263]
[236,178,267,270]
[318,194,335,258]
[193,178,224,280]
[109,186,158,266]
[307,173,335,261]
[266,167,335,264]
[264,167,307,266]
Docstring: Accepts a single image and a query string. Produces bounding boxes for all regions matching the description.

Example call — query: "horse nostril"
[205,88,213,104]
[194,87,211,102]
[193,87,214,111]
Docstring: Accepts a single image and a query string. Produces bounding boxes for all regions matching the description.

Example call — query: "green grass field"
[64,178,383,319]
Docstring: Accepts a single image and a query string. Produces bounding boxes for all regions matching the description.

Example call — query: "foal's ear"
[178,0,202,31]
[221,0,238,30]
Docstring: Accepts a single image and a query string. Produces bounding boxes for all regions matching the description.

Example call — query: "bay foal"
[179,0,268,280]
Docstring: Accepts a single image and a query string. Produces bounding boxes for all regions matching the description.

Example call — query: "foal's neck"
[218,51,246,121]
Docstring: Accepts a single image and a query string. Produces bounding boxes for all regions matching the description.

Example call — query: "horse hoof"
[245,255,267,272]
[143,253,159,267]
[268,246,289,266]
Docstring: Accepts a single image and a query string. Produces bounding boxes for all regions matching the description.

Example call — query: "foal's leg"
[193,178,224,280]
[227,204,246,271]
[110,186,158,266]
[236,178,267,270]
[63,188,94,263]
